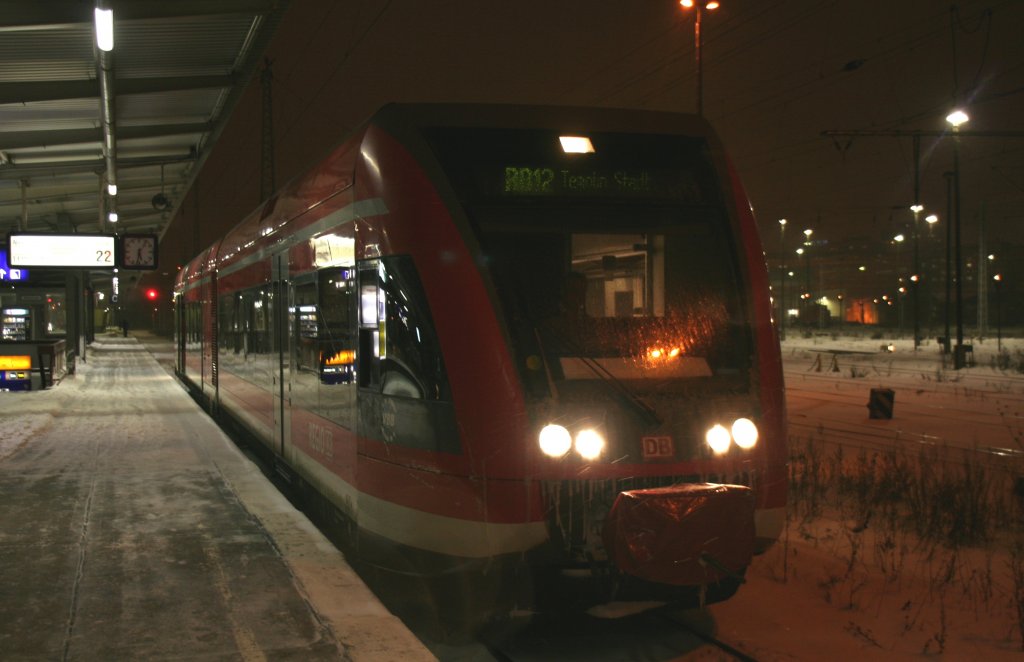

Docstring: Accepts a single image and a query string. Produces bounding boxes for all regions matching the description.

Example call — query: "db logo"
[641,436,674,459]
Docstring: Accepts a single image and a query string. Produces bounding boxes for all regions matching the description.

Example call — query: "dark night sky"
[166,0,1024,296]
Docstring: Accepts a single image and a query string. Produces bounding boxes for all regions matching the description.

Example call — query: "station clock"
[120,234,158,270]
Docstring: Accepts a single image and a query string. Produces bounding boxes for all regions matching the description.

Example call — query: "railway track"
[662,610,760,661]
[783,351,1024,393]
[781,350,1024,469]
[474,607,760,661]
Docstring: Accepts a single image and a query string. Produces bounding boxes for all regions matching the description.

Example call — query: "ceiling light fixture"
[94,7,114,52]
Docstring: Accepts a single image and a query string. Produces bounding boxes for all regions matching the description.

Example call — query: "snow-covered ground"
[708,333,1024,661]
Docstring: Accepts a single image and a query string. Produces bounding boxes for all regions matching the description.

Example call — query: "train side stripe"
[218,197,388,279]
[357,489,550,558]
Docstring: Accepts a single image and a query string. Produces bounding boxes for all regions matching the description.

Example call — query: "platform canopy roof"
[0,1,286,245]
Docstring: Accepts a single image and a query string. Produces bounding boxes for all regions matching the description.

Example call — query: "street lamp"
[679,0,720,116]
[796,245,811,324]
[778,218,787,340]
[993,273,1003,352]
[910,204,923,349]
[946,108,968,368]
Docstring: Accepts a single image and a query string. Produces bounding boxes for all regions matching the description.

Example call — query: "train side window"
[357,256,450,401]
[317,268,357,387]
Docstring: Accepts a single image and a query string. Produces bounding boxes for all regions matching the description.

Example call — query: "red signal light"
[145,288,159,301]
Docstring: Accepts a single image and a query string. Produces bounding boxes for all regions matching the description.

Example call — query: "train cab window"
[357,257,450,401]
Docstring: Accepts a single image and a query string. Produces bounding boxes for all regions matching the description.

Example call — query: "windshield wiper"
[534,324,662,428]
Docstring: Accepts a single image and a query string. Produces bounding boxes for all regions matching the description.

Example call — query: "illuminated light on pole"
[909,204,924,350]
[679,0,721,116]
[778,218,787,340]
[946,109,969,127]
[947,108,968,368]
[993,274,1003,352]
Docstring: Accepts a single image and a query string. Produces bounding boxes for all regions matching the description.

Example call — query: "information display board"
[8,233,117,269]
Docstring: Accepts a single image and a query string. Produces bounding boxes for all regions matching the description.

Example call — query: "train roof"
[372,102,719,141]
[174,103,728,288]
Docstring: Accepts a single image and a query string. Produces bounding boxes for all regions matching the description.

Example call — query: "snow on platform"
[0,333,434,661]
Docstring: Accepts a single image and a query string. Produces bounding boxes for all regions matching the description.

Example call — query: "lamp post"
[946,108,968,368]
[910,203,923,349]
[679,0,720,116]
[942,172,953,354]
[802,229,812,300]
[993,273,1003,352]
[778,218,787,340]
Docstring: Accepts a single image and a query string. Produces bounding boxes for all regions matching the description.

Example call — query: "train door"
[272,254,288,456]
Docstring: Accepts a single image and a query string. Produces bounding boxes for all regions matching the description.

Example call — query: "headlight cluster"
[705,417,759,455]
[539,424,606,460]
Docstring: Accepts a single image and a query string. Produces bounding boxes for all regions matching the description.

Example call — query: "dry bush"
[786,432,1024,648]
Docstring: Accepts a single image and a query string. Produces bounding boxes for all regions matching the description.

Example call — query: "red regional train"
[174,103,788,632]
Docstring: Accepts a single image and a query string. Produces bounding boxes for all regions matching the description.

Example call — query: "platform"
[0,332,435,661]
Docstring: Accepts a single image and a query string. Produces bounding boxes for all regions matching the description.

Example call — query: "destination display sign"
[427,127,718,206]
[8,233,117,269]
[500,165,704,202]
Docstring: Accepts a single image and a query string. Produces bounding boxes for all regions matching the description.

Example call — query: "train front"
[414,109,787,610]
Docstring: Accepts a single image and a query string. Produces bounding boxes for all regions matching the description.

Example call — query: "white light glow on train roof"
[559,136,595,154]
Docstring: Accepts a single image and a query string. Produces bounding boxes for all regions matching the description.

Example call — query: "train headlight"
[705,424,731,455]
[732,417,759,449]
[574,428,605,460]
[539,424,572,457]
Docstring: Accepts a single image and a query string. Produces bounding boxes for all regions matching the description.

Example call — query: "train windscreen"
[426,126,752,397]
